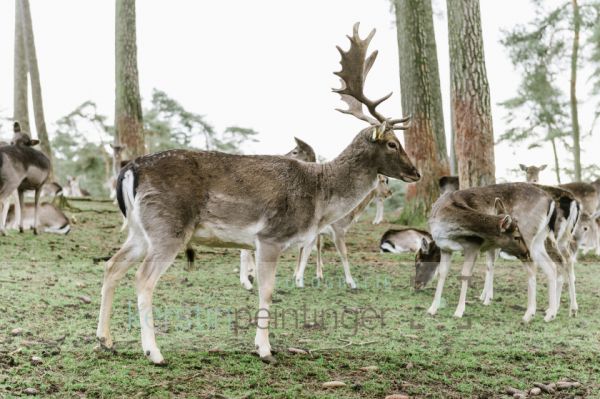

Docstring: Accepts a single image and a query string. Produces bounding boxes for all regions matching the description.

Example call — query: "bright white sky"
[0,0,598,184]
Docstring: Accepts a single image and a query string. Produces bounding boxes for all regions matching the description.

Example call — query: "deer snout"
[401,167,421,183]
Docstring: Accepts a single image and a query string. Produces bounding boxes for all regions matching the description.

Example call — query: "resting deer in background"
[96,23,420,364]
[372,175,392,224]
[379,227,432,253]
[0,122,51,235]
[439,176,459,195]
[5,202,70,234]
[519,164,546,183]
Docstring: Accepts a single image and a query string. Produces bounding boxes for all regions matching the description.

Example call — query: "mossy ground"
[0,199,599,398]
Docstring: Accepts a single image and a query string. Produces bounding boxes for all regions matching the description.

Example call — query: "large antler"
[333,23,409,130]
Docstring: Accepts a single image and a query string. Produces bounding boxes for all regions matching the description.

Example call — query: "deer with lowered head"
[415,182,581,322]
[96,23,420,365]
[0,122,51,235]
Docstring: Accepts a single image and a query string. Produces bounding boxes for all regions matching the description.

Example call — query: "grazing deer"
[5,202,70,234]
[96,23,420,364]
[379,228,432,253]
[416,183,575,322]
[519,164,546,183]
[293,174,393,289]
[0,122,51,235]
[372,176,392,224]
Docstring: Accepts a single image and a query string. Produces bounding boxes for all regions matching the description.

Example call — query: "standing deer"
[0,122,51,235]
[292,174,393,289]
[372,175,392,224]
[519,164,546,183]
[416,183,576,322]
[96,23,420,364]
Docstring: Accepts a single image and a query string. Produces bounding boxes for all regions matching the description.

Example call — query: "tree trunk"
[447,0,495,189]
[13,0,29,133]
[115,0,145,159]
[393,0,449,224]
[19,0,53,174]
[570,0,581,181]
[550,136,561,184]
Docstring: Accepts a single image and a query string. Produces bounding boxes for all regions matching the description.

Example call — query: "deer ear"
[519,164,527,171]
[30,139,39,146]
[13,121,21,133]
[592,210,600,220]
[494,197,507,215]
[420,237,430,253]
[539,164,547,171]
[499,215,513,232]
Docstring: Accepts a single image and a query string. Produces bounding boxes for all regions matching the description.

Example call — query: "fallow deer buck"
[417,183,576,322]
[96,23,420,364]
[0,122,51,235]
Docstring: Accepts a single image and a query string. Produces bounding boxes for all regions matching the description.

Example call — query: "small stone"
[77,295,91,304]
[385,395,409,399]
[513,394,526,399]
[11,328,23,336]
[529,387,541,396]
[23,387,38,395]
[322,381,346,388]
[76,282,86,288]
[31,356,42,365]
[405,361,414,369]
[287,347,308,355]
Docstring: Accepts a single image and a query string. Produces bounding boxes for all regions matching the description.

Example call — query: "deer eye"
[292,150,298,155]
[386,141,398,151]
[584,227,589,231]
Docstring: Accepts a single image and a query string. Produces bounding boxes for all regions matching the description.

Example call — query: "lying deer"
[372,176,392,224]
[5,202,70,234]
[96,23,420,364]
[0,122,51,235]
[379,228,432,253]
[417,183,574,322]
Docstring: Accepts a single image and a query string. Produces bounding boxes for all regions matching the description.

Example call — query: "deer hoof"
[33,228,39,235]
[543,310,556,322]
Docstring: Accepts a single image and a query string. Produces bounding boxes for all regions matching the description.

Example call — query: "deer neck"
[316,140,379,226]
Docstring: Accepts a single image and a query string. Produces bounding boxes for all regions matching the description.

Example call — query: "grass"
[1,198,599,398]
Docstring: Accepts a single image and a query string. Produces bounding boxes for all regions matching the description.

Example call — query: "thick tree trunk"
[13,0,29,133]
[570,0,581,181]
[19,0,53,174]
[115,0,145,159]
[393,0,449,223]
[447,0,495,189]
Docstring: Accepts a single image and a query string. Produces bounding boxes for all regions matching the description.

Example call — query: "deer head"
[334,23,420,183]
[11,121,39,147]
[414,238,441,290]
[285,137,316,162]
[519,164,546,183]
[574,211,600,251]
[492,198,529,260]
[375,175,392,199]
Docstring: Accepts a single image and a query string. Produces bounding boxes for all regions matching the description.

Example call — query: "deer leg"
[427,251,452,316]
[522,261,537,322]
[294,237,316,288]
[531,248,558,322]
[32,188,41,235]
[480,250,496,305]
[17,189,25,233]
[240,250,255,290]
[316,235,324,280]
[454,246,479,318]
[567,254,578,317]
[0,199,8,235]
[135,240,180,365]
[96,235,147,350]
[254,241,282,362]
[332,228,356,289]
[372,198,384,224]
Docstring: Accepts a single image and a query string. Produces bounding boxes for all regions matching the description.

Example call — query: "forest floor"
[0,198,599,398]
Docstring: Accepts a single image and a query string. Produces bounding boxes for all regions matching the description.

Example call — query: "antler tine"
[333,22,391,124]
[391,116,411,130]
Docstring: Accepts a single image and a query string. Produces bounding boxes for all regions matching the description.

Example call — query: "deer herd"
[3,23,600,366]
